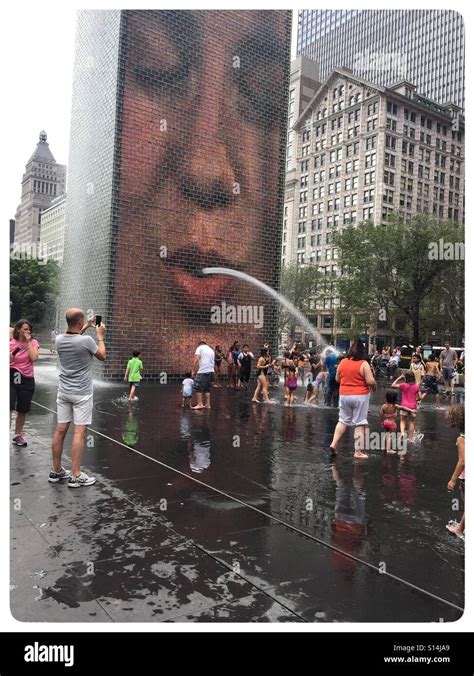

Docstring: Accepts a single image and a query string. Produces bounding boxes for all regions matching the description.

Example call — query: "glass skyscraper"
[297,10,465,110]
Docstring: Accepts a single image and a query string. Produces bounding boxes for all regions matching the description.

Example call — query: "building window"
[363,188,375,203]
[365,153,376,168]
[366,136,376,150]
[387,101,398,115]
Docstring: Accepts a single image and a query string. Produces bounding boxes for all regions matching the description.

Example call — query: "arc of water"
[201,267,327,346]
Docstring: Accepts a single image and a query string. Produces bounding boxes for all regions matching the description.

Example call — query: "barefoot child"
[182,372,194,408]
[287,366,298,406]
[269,358,282,388]
[391,372,421,441]
[124,350,143,401]
[420,354,441,409]
[305,367,327,404]
[446,404,465,539]
[380,390,398,454]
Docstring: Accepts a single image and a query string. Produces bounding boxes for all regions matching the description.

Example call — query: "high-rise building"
[62,10,291,378]
[39,193,66,264]
[282,56,320,268]
[297,10,465,110]
[285,68,464,342]
[14,132,66,248]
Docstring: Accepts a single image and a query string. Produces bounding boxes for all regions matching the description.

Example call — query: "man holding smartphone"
[49,309,106,487]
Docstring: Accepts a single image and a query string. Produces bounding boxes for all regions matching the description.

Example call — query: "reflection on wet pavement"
[10,360,464,622]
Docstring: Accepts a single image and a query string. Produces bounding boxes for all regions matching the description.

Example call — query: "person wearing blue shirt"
[324,347,338,407]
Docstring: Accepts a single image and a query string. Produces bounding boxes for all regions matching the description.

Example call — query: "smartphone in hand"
[95,315,102,327]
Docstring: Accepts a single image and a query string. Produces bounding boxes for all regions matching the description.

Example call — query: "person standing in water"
[191,341,215,410]
[440,341,458,398]
[124,349,143,401]
[252,348,273,403]
[286,365,298,406]
[410,353,425,387]
[328,340,377,462]
[324,346,338,407]
[237,344,254,389]
[391,372,421,442]
[420,354,441,409]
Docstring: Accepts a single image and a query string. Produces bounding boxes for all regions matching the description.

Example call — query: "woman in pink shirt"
[9,319,40,446]
[391,371,421,442]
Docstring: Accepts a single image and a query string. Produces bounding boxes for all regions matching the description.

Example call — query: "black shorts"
[128,381,140,389]
[10,369,35,414]
[422,375,439,394]
[239,369,251,383]
[194,372,213,393]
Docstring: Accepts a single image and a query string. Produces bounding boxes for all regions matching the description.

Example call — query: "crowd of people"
[9,312,465,540]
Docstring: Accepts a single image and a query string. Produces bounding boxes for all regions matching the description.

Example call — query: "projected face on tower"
[112,10,289,372]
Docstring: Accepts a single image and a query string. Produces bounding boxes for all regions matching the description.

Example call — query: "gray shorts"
[57,392,93,425]
[442,366,455,381]
[338,394,370,427]
[194,372,213,393]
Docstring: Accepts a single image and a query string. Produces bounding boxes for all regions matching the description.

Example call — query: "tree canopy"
[10,258,60,328]
[334,214,464,345]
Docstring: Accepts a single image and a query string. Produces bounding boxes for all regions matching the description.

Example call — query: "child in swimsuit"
[305,368,327,405]
[391,372,421,442]
[286,366,298,407]
[380,390,399,454]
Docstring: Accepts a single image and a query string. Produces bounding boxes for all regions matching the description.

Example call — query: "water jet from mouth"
[201,267,327,347]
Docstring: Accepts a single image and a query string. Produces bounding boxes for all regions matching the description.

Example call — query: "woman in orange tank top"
[328,340,376,462]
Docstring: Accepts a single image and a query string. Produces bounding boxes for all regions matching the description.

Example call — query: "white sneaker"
[68,472,96,488]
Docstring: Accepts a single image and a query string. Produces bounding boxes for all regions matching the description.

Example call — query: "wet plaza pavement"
[11,356,464,623]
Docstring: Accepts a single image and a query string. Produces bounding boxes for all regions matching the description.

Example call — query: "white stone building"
[284,68,464,343]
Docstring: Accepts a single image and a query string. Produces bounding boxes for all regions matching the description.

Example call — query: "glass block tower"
[61,10,292,378]
[297,10,465,110]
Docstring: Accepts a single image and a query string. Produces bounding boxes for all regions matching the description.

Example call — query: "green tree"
[10,258,60,327]
[334,213,464,346]
[278,262,322,340]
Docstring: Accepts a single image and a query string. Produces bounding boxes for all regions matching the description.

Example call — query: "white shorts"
[338,394,370,427]
[57,392,93,425]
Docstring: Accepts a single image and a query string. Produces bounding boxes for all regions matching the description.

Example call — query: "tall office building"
[282,56,320,268]
[39,194,66,264]
[14,131,66,248]
[297,10,465,110]
[286,68,464,343]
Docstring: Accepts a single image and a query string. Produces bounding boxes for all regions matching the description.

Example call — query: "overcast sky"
[3,6,298,226]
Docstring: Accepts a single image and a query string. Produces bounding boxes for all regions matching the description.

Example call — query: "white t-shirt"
[195,344,215,374]
[182,377,194,397]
